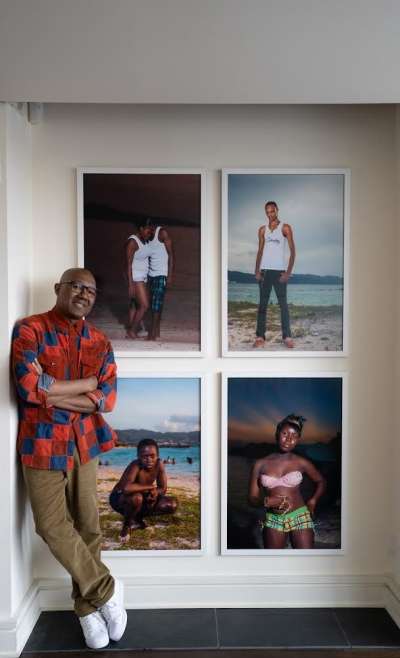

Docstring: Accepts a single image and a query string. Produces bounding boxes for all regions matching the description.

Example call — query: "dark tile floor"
[22,607,400,654]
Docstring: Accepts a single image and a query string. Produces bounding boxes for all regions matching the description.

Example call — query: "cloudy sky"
[107,377,200,431]
[228,173,344,277]
[228,377,342,445]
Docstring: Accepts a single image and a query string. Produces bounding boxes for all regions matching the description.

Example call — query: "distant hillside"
[115,429,200,448]
[228,271,343,285]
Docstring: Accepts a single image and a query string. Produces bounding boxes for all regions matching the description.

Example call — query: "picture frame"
[221,372,347,555]
[221,169,350,357]
[100,373,206,556]
[77,168,206,358]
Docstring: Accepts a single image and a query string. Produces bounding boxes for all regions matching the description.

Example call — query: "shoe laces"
[101,597,120,621]
[80,611,104,632]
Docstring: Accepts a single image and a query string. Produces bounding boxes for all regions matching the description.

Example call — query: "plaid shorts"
[148,275,167,312]
[262,505,314,533]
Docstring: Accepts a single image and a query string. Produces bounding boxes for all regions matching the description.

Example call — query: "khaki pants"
[23,451,114,617]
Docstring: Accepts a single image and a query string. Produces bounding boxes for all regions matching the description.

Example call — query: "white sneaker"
[99,581,127,642]
[79,610,109,649]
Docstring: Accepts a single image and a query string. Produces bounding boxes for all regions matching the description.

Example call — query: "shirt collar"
[48,307,86,335]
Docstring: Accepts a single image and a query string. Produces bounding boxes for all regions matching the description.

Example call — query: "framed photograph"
[222,169,350,357]
[221,373,346,555]
[99,374,204,555]
[77,168,205,357]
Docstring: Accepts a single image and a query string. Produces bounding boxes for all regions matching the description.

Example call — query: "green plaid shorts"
[262,505,314,533]
[148,275,167,312]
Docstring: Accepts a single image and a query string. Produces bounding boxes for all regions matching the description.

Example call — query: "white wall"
[1,1,400,103]
[0,103,34,621]
[29,103,397,606]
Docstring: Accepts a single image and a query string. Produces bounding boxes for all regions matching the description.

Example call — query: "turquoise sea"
[228,282,343,307]
[100,445,200,477]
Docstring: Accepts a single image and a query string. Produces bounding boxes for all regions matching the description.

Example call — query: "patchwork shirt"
[12,308,117,470]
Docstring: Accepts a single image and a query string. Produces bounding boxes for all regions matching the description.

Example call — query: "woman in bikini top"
[248,414,326,549]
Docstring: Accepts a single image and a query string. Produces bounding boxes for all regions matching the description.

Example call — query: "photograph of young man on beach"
[222,376,343,554]
[79,170,202,354]
[98,377,202,552]
[223,170,348,355]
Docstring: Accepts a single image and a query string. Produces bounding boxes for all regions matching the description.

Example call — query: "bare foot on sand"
[129,519,146,530]
[120,524,131,543]
[126,329,147,340]
[284,337,294,348]
[253,337,265,348]
[120,518,146,542]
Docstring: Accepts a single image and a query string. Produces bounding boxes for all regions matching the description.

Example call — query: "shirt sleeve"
[85,341,117,413]
[11,321,52,406]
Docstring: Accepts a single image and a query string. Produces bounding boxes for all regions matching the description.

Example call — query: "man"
[147,223,174,341]
[126,219,153,340]
[12,268,127,650]
[254,201,296,349]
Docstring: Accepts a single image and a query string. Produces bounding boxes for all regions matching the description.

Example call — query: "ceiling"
[1,0,399,103]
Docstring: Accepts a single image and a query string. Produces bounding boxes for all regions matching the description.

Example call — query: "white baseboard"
[122,573,387,609]
[384,576,400,627]
[0,582,40,658]
[36,573,388,610]
[1,574,399,657]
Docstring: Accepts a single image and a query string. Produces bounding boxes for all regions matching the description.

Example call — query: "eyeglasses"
[59,281,98,298]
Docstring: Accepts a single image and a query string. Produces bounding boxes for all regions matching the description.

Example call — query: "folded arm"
[12,322,116,414]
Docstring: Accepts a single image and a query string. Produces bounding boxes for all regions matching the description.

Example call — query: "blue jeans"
[256,269,291,339]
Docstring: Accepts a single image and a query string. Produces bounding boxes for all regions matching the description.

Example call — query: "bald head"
[54,268,97,322]
[59,268,96,287]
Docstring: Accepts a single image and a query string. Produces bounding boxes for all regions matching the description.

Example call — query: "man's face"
[139,226,153,241]
[265,204,278,223]
[54,271,97,321]
[138,445,159,470]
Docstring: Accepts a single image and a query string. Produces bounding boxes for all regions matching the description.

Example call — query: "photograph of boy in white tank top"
[224,170,347,354]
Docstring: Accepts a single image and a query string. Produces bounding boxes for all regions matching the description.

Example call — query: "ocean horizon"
[99,445,200,477]
[228,281,343,307]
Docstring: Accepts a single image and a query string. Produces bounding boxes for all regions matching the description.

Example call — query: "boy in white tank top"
[125,221,153,340]
[147,224,174,341]
[254,201,296,349]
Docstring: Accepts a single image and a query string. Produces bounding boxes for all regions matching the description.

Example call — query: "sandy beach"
[228,302,343,352]
[90,291,200,352]
[98,465,200,551]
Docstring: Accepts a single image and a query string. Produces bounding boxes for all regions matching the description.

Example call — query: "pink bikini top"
[260,470,302,489]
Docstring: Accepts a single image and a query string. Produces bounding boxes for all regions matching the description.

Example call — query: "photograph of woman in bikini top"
[248,414,326,549]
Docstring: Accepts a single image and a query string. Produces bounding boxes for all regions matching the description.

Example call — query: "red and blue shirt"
[12,308,117,470]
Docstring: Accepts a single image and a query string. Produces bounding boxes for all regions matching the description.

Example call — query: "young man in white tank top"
[125,221,153,339]
[254,201,296,349]
[147,224,174,341]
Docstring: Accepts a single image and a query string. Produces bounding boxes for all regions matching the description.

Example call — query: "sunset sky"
[228,377,342,445]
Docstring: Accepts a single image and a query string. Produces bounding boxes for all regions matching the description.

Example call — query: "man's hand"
[279,271,290,283]
[32,359,96,392]
[84,376,98,392]
[264,494,291,513]
[255,271,262,282]
[306,498,317,516]
[128,282,136,299]
[145,485,158,505]
[166,275,173,288]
